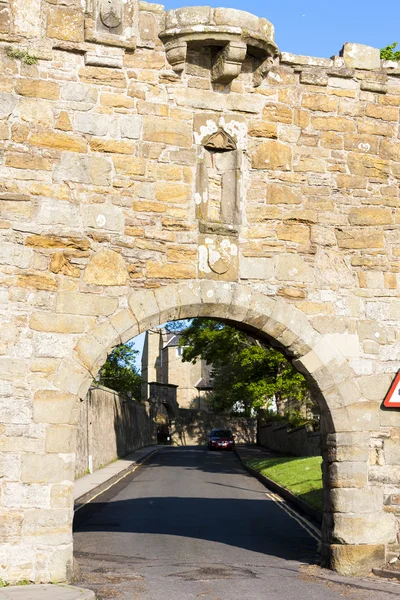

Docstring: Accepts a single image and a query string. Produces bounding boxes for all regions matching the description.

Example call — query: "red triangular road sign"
[383,370,400,408]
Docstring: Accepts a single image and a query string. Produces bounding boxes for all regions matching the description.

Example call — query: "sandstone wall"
[75,385,152,478]
[0,0,399,583]
[258,422,321,457]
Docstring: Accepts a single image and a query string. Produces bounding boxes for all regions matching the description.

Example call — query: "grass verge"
[246,455,323,512]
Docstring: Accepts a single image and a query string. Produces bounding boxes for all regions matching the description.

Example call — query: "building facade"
[141,328,212,409]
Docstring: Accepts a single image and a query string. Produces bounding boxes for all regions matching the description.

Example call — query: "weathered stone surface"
[56,292,119,316]
[16,79,60,101]
[276,255,314,282]
[0,5,399,584]
[83,204,124,232]
[54,153,112,185]
[143,117,192,147]
[74,113,109,136]
[84,249,129,286]
[0,93,18,119]
[46,6,83,42]
[251,140,292,170]
[341,43,380,70]
[33,390,79,425]
[330,544,385,576]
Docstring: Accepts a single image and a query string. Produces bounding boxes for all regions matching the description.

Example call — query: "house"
[141,328,213,410]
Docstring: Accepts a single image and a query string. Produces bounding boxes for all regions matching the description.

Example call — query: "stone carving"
[198,235,239,279]
[211,41,247,85]
[99,0,122,29]
[204,129,236,152]
[85,0,137,49]
[195,126,241,229]
[160,7,278,86]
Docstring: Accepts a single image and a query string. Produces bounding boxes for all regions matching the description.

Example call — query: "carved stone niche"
[85,0,138,49]
[195,128,241,231]
[159,6,278,86]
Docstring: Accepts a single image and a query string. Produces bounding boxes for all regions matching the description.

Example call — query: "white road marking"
[74,450,159,513]
[265,491,321,542]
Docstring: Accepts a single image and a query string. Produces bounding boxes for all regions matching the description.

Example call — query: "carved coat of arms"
[99,0,122,29]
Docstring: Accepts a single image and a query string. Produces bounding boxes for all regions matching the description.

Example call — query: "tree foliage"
[178,319,311,417]
[98,344,142,399]
[380,42,400,61]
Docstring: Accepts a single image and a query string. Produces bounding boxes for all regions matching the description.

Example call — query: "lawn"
[246,455,323,512]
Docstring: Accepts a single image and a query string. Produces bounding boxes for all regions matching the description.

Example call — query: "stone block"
[312,116,356,132]
[21,454,74,484]
[333,512,395,545]
[251,140,292,170]
[336,229,384,249]
[128,288,160,331]
[329,462,368,488]
[15,79,60,101]
[61,83,98,103]
[84,249,129,286]
[33,390,79,425]
[239,256,274,280]
[143,116,192,147]
[82,204,124,232]
[0,243,32,268]
[19,99,54,127]
[331,488,383,513]
[349,207,393,226]
[56,292,119,317]
[50,483,74,509]
[119,115,142,139]
[356,373,392,401]
[53,358,92,398]
[46,6,83,42]
[175,89,225,112]
[3,483,50,509]
[46,425,76,453]
[341,43,380,70]
[276,254,314,283]
[74,334,105,372]
[330,544,385,576]
[74,113,109,136]
[30,131,86,153]
[0,512,23,543]
[267,184,301,204]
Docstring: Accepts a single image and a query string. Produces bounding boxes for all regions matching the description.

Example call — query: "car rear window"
[213,430,232,437]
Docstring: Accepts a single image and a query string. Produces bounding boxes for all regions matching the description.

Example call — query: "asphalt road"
[74,447,400,600]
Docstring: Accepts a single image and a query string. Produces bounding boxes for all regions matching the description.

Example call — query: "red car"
[207,429,235,451]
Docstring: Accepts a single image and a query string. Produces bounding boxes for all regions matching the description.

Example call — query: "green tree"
[98,343,142,399]
[178,318,311,418]
[380,42,400,61]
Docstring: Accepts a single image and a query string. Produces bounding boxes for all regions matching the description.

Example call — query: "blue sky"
[163,0,400,58]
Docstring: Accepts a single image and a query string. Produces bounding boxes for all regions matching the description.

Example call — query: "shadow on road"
[74,447,318,565]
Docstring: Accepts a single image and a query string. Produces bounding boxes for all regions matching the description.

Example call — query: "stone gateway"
[0,0,399,583]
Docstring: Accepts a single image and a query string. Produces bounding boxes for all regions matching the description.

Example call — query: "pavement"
[0,445,161,600]
[74,445,160,508]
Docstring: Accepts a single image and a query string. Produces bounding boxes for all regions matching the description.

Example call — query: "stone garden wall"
[0,0,399,583]
[75,385,152,478]
[258,421,321,457]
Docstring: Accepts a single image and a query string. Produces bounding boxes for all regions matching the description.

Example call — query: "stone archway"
[16,280,388,582]
[0,0,399,585]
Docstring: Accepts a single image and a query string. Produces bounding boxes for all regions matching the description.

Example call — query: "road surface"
[74,447,400,599]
